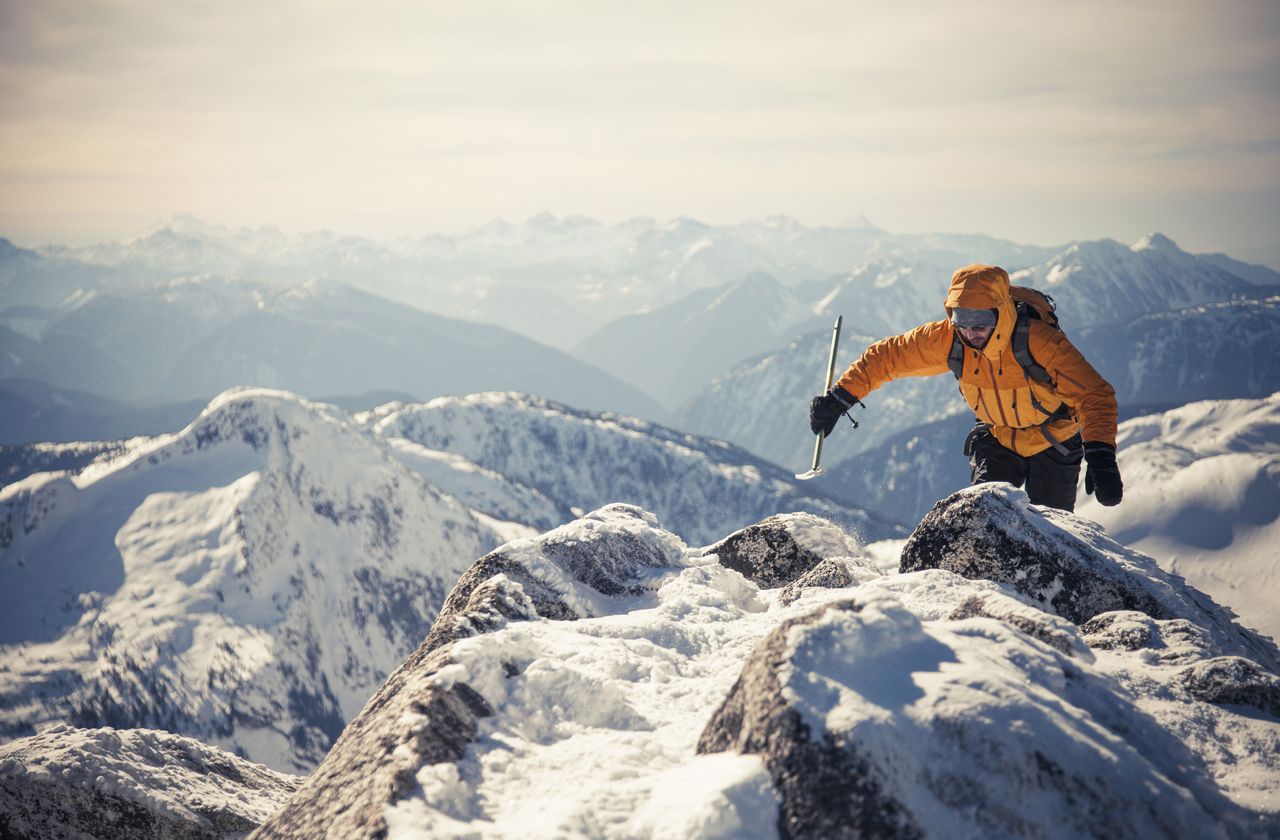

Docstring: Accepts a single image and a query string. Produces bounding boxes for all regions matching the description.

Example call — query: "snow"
[251,504,1278,838]
[2,383,1278,836]
[1078,394,1280,642]
[381,545,810,838]
[6,209,1280,834]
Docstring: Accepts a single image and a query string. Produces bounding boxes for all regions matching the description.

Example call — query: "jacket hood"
[944,264,1016,359]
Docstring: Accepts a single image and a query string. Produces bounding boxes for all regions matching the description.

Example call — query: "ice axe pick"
[795,315,843,481]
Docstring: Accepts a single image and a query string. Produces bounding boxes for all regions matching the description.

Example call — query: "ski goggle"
[951,308,998,329]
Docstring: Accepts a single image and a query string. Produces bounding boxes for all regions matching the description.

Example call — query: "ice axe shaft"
[796,315,843,480]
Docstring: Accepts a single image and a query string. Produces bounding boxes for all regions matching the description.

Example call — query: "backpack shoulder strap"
[947,333,965,380]
[1012,304,1051,383]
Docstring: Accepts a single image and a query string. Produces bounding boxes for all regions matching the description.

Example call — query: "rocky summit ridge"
[4,486,1279,839]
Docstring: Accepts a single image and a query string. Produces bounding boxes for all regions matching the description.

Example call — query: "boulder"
[778,557,882,607]
[900,485,1280,671]
[705,512,864,588]
[251,643,493,840]
[698,592,1245,839]
[0,724,299,840]
[1178,657,1280,718]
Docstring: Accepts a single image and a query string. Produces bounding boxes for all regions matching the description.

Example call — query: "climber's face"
[951,307,998,350]
[956,324,995,349]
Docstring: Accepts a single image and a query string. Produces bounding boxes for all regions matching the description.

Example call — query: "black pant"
[965,425,1083,512]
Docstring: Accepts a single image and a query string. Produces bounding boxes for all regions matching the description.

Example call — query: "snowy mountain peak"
[0,388,504,771]
[761,214,803,231]
[125,214,228,244]
[1131,232,1181,253]
[1006,235,1260,328]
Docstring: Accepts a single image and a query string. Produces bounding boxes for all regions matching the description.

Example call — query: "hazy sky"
[2,0,1277,263]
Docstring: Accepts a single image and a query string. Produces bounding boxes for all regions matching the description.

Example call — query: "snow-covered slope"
[1077,394,1280,643]
[0,388,504,772]
[256,492,1280,838]
[0,724,301,839]
[365,392,905,545]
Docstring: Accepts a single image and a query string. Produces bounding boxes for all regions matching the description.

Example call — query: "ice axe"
[796,315,843,480]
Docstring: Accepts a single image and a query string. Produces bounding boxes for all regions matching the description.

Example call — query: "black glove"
[809,386,858,437]
[1083,442,1123,506]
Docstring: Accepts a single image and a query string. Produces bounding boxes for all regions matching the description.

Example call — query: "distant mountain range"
[0,269,664,435]
[612,232,1280,412]
[6,217,1278,435]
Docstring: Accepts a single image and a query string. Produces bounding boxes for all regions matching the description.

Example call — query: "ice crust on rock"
[0,724,300,840]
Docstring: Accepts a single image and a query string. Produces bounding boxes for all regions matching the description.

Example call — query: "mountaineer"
[809,264,1122,511]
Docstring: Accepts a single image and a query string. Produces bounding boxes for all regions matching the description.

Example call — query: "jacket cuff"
[829,386,858,408]
[1083,441,1115,455]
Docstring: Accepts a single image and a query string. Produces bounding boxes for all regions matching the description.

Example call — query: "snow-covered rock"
[256,504,693,839]
[900,484,1279,671]
[703,512,864,589]
[254,501,1279,838]
[697,590,1250,839]
[0,388,503,772]
[0,724,300,840]
[367,391,904,545]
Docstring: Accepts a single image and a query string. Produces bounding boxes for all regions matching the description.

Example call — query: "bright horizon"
[2,0,1277,265]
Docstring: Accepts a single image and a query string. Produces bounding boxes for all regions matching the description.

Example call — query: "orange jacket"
[834,264,1118,457]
